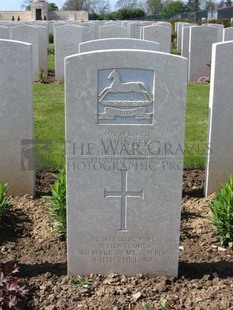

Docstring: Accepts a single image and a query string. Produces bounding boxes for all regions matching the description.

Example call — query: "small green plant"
[209,176,233,248]
[160,299,168,309]
[0,260,29,309]
[0,182,10,220]
[37,68,48,84]
[44,169,66,237]
[47,46,55,55]
[143,303,152,310]
[71,275,93,287]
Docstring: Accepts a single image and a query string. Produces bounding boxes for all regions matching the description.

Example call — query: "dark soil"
[1,169,233,310]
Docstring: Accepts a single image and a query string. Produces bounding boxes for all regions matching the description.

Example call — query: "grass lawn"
[184,83,209,168]
[34,82,64,170]
[34,49,210,171]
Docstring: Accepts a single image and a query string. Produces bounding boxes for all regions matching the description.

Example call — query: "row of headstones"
[1,38,232,276]
[0,22,48,79]
[176,21,233,81]
[0,20,172,81]
[54,21,172,80]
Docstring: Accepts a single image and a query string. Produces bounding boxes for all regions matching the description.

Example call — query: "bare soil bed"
[1,169,233,310]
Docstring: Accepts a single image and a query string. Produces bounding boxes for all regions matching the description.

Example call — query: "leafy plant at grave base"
[0,182,11,221]
[0,260,29,309]
[170,42,180,55]
[71,275,93,287]
[37,69,48,84]
[160,299,168,309]
[209,176,233,248]
[47,46,55,55]
[143,303,152,310]
[44,169,66,237]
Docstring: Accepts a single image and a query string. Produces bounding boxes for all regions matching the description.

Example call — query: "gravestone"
[223,26,233,41]
[155,21,172,29]
[205,41,233,196]
[54,24,84,80]
[82,22,99,41]
[188,26,218,81]
[79,38,160,53]
[99,24,127,39]
[10,25,39,80]
[0,40,34,196]
[0,26,10,39]
[203,23,224,42]
[177,23,190,51]
[65,49,187,276]
[127,22,148,39]
[34,24,48,74]
[181,24,194,58]
[141,24,171,53]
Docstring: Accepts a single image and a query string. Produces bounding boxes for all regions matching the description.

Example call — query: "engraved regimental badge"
[97,69,154,125]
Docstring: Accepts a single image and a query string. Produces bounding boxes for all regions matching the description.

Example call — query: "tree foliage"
[161,0,186,15]
[115,0,138,9]
[117,7,145,18]
[186,0,200,12]
[90,0,110,14]
[21,0,59,11]
[48,2,59,10]
[62,0,110,13]
[103,7,145,19]
[205,0,215,10]
[146,0,163,14]
[62,0,87,10]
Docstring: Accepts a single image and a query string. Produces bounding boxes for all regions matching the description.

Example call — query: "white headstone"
[188,26,218,81]
[65,49,187,276]
[205,41,233,196]
[35,25,48,74]
[79,38,160,53]
[127,22,148,39]
[203,23,224,42]
[0,40,34,196]
[223,26,233,41]
[0,26,10,39]
[99,24,127,39]
[177,22,190,50]
[181,25,194,58]
[141,24,171,53]
[54,25,83,80]
[82,22,99,41]
[11,25,39,80]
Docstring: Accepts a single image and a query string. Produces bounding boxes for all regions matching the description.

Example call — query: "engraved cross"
[104,169,144,232]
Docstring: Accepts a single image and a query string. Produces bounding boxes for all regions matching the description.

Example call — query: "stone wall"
[0,10,88,21]
[0,11,31,21]
[48,10,88,21]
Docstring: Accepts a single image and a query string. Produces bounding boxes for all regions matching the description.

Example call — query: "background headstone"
[223,26,233,41]
[99,24,127,39]
[11,25,39,80]
[188,26,218,81]
[205,41,233,196]
[54,24,83,80]
[141,24,171,53]
[0,26,10,39]
[79,38,160,53]
[0,40,34,196]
